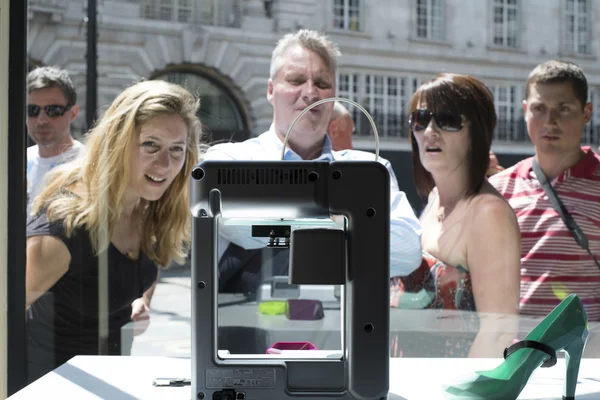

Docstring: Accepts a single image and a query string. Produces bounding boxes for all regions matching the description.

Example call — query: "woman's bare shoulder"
[467,186,518,229]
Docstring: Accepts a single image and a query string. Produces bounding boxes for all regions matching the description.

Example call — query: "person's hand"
[130,297,151,336]
[487,151,505,177]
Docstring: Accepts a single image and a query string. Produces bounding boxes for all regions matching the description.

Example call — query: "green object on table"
[444,293,589,400]
[259,300,288,315]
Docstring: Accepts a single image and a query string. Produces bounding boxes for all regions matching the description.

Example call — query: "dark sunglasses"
[27,104,71,118]
[409,108,464,132]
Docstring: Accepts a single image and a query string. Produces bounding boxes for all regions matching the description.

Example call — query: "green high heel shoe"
[444,293,589,400]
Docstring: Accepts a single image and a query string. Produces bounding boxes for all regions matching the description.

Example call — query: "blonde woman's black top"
[25,210,158,383]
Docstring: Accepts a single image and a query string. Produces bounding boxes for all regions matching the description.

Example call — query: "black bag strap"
[532,158,600,270]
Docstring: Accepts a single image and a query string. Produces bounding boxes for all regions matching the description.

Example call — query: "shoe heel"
[562,335,586,400]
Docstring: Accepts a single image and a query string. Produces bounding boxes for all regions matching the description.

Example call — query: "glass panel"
[336,73,360,134]
[577,16,589,53]
[22,2,600,398]
[491,86,521,142]
[333,0,345,29]
[374,76,384,95]
[338,74,349,92]
[494,6,503,23]
[507,8,518,47]
[349,7,360,31]
[388,77,397,96]
[159,0,173,20]
[216,218,343,358]
[566,0,575,13]
[416,0,428,37]
[431,0,443,40]
[387,98,399,137]
[498,87,507,102]
[178,9,192,22]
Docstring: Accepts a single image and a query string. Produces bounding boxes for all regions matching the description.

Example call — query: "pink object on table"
[286,299,324,320]
[266,341,318,354]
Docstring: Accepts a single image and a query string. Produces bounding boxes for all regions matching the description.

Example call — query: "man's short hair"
[269,29,341,79]
[27,66,77,107]
[525,60,588,108]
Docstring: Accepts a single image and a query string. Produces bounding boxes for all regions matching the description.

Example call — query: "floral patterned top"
[390,251,475,311]
[389,251,477,358]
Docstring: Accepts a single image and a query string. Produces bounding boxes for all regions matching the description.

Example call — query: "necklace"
[125,248,139,260]
[436,207,445,222]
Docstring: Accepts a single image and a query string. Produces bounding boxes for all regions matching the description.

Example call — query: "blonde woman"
[25,80,202,382]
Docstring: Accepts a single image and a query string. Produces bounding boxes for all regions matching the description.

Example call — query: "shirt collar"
[263,125,334,161]
[516,146,599,180]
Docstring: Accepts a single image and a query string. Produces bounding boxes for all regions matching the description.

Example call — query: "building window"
[491,85,526,142]
[584,87,600,146]
[153,70,249,142]
[337,73,360,134]
[364,75,407,138]
[338,73,421,139]
[332,0,361,31]
[564,0,591,55]
[337,73,359,104]
[143,0,194,23]
[492,0,519,48]
[415,0,444,40]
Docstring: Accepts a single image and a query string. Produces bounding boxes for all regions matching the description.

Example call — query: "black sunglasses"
[409,108,464,132]
[27,104,71,118]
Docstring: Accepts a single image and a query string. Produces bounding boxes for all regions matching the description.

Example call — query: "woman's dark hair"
[409,73,496,199]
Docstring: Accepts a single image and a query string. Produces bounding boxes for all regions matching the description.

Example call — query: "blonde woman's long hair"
[32,80,203,267]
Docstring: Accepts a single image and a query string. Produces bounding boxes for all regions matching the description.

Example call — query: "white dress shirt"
[201,127,422,277]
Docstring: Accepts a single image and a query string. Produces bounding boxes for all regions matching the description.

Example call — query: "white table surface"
[9,356,600,400]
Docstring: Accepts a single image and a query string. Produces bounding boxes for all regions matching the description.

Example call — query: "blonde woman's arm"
[466,195,521,358]
[26,235,71,309]
[130,275,158,336]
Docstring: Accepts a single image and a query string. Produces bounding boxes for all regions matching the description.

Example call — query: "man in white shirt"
[26,66,84,214]
[203,30,422,290]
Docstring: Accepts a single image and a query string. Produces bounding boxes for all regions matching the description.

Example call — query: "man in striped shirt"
[489,60,600,323]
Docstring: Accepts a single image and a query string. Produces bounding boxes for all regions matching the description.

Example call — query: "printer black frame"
[190,160,391,400]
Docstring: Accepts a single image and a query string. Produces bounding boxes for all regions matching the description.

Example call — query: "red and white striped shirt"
[489,147,600,322]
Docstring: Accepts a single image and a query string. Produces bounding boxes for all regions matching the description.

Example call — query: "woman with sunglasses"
[390,73,521,358]
[25,80,203,382]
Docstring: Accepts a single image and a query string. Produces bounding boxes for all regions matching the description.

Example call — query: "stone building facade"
[27,0,600,207]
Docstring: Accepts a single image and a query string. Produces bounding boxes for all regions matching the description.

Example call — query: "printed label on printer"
[206,368,276,388]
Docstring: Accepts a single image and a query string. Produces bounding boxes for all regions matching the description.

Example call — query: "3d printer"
[190,99,391,400]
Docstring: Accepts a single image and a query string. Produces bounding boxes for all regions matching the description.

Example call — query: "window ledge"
[486,45,526,54]
[409,36,452,47]
[557,52,597,61]
[326,28,372,39]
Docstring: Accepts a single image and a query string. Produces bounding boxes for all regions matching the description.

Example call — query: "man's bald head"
[327,101,354,151]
